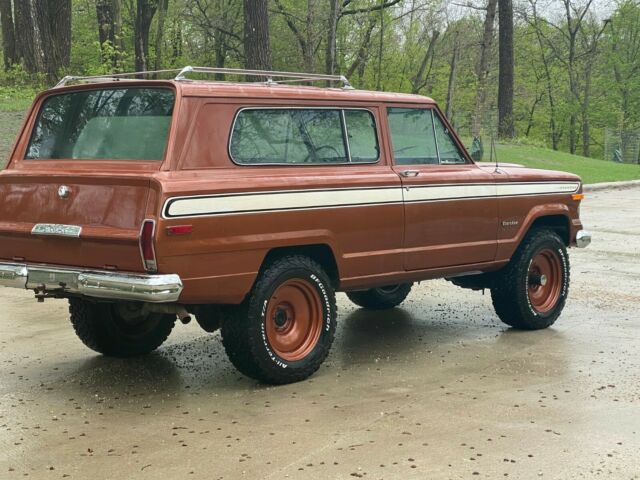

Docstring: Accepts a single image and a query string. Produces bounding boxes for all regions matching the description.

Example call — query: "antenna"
[490,134,499,173]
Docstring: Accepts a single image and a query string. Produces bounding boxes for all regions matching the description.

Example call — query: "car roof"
[178,80,435,104]
[47,79,436,105]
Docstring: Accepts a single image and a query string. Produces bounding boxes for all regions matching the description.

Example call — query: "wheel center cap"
[529,273,548,287]
[273,308,289,328]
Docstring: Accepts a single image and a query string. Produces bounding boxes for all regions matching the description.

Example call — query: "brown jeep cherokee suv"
[0,67,591,384]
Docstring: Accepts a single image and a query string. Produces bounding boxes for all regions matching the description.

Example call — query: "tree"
[472,0,498,137]
[97,0,124,70]
[11,0,71,80]
[185,0,243,78]
[154,0,169,71]
[273,0,319,73]
[498,0,514,138]
[0,0,19,70]
[135,0,159,72]
[606,2,640,131]
[243,0,272,73]
[325,0,402,76]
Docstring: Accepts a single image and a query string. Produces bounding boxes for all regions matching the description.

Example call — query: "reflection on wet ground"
[2,187,640,479]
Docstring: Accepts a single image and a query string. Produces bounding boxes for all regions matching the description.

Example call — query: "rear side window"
[26,87,174,161]
[230,108,379,165]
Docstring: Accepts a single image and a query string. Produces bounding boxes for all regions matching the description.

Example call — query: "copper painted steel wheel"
[265,278,323,362]
[528,248,563,314]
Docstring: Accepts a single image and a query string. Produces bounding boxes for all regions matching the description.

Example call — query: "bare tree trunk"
[243,0,272,75]
[154,0,169,72]
[171,16,182,63]
[97,0,123,69]
[375,1,384,91]
[0,0,19,70]
[525,92,543,137]
[530,8,559,149]
[445,41,459,120]
[135,0,158,73]
[346,16,377,79]
[50,0,71,69]
[303,0,315,72]
[325,0,341,75]
[581,60,592,157]
[411,30,439,94]
[14,0,70,80]
[472,0,498,137]
[497,0,514,138]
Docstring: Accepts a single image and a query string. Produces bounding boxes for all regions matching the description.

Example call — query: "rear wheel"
[491,229,570,330]
[221,255,337,384]
[69,299,175,357]
[346,283,413,310]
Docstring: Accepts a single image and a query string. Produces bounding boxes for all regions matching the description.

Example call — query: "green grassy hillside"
[495,143,640,184]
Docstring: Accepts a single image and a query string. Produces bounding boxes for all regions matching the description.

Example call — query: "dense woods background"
[0,0,638,162]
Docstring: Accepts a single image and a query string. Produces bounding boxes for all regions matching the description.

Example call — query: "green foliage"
[0,0,638,167]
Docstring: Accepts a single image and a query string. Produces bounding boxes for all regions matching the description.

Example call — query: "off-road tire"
[69,299,175,357]
[221,255,337,385]
[346,283,413,310]
[491,229,570,330]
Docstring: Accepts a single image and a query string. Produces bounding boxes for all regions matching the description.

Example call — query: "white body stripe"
[496,182,579,196]
[166,187,403,218]
[405,184,497,202]
[163,182,580,218]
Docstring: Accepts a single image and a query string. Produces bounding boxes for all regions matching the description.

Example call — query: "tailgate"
[0,172,152,272]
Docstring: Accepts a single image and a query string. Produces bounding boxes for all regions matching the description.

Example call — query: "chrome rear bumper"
[0,263,182,303]
[576,230,592,248]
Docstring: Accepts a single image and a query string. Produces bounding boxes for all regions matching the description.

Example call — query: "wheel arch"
[528,214,570,245]
[260,243,340,287]
[497,205,572,265]
[517,204,572,247]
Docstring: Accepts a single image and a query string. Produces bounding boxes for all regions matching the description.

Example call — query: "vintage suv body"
[0,67,591,384]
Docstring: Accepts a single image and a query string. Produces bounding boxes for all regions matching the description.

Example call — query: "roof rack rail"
[54,66,354,89]
[174,66,353,89]
[55,69,183,88]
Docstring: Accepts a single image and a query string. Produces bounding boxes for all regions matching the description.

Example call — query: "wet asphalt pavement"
[1,186,639,479]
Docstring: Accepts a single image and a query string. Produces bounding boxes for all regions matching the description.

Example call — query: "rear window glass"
[229,108,378,165]
[25,87,174,161]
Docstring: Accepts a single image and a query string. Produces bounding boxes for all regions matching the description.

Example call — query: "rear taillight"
[139,219,157,272]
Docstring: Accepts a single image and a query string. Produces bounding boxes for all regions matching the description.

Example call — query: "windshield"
[25,87,174,161]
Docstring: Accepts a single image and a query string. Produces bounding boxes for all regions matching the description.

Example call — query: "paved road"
[1,187,639,479]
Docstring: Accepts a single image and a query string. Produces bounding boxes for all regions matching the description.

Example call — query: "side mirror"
[469,137,483,162]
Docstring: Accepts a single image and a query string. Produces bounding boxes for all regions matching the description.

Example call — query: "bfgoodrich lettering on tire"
[491,229,570,330]
[221,255,337,384]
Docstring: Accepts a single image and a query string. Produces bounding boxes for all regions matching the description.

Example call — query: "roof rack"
[54,66,354,89]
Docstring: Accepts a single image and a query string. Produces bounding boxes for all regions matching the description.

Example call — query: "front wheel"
[221,255,337,384]
[491,229,570,330]
[346,283,413,310]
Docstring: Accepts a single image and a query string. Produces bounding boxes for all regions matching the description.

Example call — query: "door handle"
[400,170,420,177]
